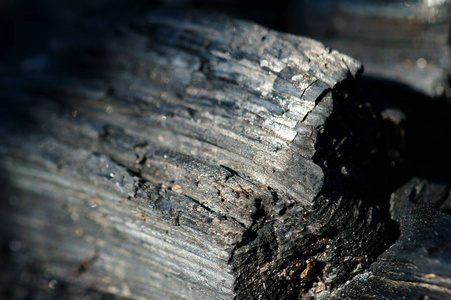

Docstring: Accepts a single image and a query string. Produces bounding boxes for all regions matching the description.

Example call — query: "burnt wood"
[334,178,451,299]
[0,10,403,299]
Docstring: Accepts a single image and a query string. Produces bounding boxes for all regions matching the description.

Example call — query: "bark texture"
[1,10,402,299]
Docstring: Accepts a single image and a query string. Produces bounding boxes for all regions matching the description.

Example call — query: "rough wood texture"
[0,10,402,299]
[334,177,451,299]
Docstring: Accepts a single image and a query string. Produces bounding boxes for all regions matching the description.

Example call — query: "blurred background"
[1,0,449,98]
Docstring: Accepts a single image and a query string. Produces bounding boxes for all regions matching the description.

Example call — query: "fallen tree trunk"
[0,9,403,299]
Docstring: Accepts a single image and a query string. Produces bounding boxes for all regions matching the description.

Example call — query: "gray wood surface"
[0,9,405,300]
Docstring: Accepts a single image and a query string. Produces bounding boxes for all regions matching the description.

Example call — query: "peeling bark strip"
[0,10,401,299]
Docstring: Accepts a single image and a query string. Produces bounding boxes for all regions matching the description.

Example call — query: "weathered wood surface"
[334,177,451,299]
[1,10,404,299]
